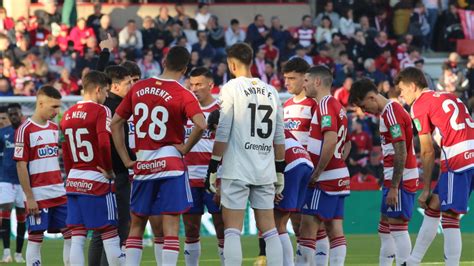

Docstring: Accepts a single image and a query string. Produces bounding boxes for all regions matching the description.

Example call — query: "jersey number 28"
[135,103,169,141]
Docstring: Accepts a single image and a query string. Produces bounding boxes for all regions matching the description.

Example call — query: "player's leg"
[274,209,293,266]
[70,225,87,265]
[0,208,12,263]
[222,207,245,266]
[183,213,202,266]
[378,216,395,266]
[126,213,148,265]
[314,224,330,266]
[211,212,225,266]
[25,208,51,265]
[150,215,164,266]
[296,214,319,266]
[324,219,346,266]
[14,207,27,263]
[115,172,131,247]
[441,211,462,266]
[88,231,108,266]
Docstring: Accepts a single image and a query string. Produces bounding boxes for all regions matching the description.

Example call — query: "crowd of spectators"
[1,0,474,189]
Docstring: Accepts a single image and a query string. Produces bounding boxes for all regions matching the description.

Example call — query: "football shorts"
[380,187,415,221]
[66,192,118,229]
[301,187,345,220]
[186,187,221,215]
[27,203,67,233]
[221,179,275,210]
[275,164,313,212]
[0,182,25,208]
[433,169,474,214]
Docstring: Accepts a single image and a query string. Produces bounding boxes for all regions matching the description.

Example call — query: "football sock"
[184,237,200,266]
[390,223,411,265]
[329,236,346,266]
[62,229,72,266]
[224,228,242,266]
[154,237,164,266]
[263,228,283,266]
[26,233,43,266]
[163,236,180,266]
[1,216,11,250]
[315,229,329,266]
[378,221,395,266]
[217,238,225,266]
[295,238,316,266]
[279,233,294,266]
[16,222,26,254]
[102,228,125,266]
[70,228,87,266]
[442,216,461,266]
[125,236,143,265]
[407,208,440,265]
[259,236,266,256]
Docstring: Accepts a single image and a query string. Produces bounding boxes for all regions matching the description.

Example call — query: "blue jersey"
[0,126,19,184]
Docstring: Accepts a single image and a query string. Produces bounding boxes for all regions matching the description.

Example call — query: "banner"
[458,9,474,40]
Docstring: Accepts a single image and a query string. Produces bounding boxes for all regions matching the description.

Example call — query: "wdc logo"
[37,145,59,158]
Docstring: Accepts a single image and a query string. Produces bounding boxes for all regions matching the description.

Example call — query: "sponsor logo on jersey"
[464,151,474,159]
[37,145,59,158]
[244,142,272,154]
[321,115,332,128]
[284,119,301,130]
[5,140,15,148]
[136,159,167,172]
[390,124,402,138]
[66,179,94,191]
[414,118,422,132]
[338,179,350,187]
[36,136,43,142]
[292,147,307,155]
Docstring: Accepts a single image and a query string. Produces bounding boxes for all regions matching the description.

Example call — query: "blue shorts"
[66,192,118,229]
[275,164,313,212]
[380,187,415,221]
[433,169,474,214]
[186,187,220,215]
[301,188,345,220]
[27,203,67,233]
[131,174,193,216]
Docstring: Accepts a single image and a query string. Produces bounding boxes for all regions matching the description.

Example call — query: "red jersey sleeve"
[411,101,433,135]
[183,90,203,119]
[320,97,338,134]
[115,88,134,120]
[13,123,30,162]
[385,103,407,143]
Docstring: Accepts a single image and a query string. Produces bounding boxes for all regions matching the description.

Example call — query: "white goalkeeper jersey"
[215,76,285,185]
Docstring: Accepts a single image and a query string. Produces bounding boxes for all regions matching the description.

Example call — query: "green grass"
[4,234,474,265]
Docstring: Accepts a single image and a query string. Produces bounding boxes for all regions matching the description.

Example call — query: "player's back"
[218,77,284,185]
[411,91,474,172]
[283,97,318,148]
[61,101,112,195]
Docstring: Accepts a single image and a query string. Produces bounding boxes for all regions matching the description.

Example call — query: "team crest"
[322,115,332,128]
[390,124,402,138]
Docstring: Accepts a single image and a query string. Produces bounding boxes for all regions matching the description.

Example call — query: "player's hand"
[173,143,188,155]
[99,33,114,51]
[97,166,115,180]
[274,172,285,195]
[213,184,221,205]
[418,189,431,209]
[386,187,398,207]
[206,172,218,193]
[124,160,135,169]
[274,193,284,204]
[309,171,320,186]
[26,197,40,216]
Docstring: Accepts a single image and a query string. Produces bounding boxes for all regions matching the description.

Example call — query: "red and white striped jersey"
[184,100,220,187]
[283,97,318,148]
[293,26,316,48]
[13,119,66,208]
[379,101,419,192]
[307,95,350,195]
[60,101,113,196]
[284,130,313,172]
[115,77,203,181]
[411,90,474,173]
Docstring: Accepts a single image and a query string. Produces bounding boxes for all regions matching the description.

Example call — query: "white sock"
[103,235,125,266]
[442,216,462,266]
[378,223,395,266]
[184,240,201,266]
[295,238,316,266]
[329,236,346,266]
[263,228,283,266]
[163,236,180,266]
[154,237,164,266]
[407,209,440,265]
[279,233,294,266]
[3,248,10,256]
[26,234,42,266]
[70,235,86,266]
[390,224,411,265]
[63,238,72,266]
[217,246,225,266]
[315,231,329,266]
[125,237,143,265]
[224,228,242,266]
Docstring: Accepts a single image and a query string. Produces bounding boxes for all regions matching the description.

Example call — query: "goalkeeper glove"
[275,160,286,194]
[205,155,221,193]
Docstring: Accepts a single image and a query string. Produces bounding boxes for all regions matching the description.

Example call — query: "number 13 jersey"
[411,90,474,173]
[216,77,285,185]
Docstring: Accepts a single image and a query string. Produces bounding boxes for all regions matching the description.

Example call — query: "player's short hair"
[82,70,111,93]
[348,78,378,105]
[394,67,428,90]
[226,43,253,66]
[306,65,333,88]
[0,106,7,113]
[189,67,213,79]
[7,103,21,110]
[120,60,141,78]
[105,65,129,84]
[164,46,190,72]
[37,85,62,99]
[282,57,310,74]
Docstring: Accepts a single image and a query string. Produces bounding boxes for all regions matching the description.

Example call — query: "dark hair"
[121,60,141,78]
[189,66,213,79]
[188,18,198,31]
[105,65,129,84]
[82,70,111,93]
[302,15,311,21]
[165,46,190,72]
[230,19,239,25]
[14,63,25,69]
[7,103,21,110]
[264,35,274,42]
[348,78,378,105]
[306,65,333,87]
[226,43,253,66]
[394,67,428,89]
[127,19,136,24]
[198,3,208,10]
[0,106,7,113]
[37,85,62,99]
[407,45,420,54]
[265,61,275,68]
[283,57,310,74]
[254,14,263,22]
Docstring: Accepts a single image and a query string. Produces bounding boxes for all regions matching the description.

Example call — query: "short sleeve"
[183,90,203,119]
[320,97,338,134]
[215,82,234,143]
[385,104,407,143]
[97,105,112,134]
[13,125,29,162]
[115,88,133,120]
[273,93,285,145]
[411,103,432,135]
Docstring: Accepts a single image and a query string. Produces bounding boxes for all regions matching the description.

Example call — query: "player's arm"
[17,161,38,215]
[386,140,407,206]
[342,141,352,161]
[111,113,134,168]
[311,131,338,183]
[177,113,207,155]
[274,98,285,194]
[418,133,435,209]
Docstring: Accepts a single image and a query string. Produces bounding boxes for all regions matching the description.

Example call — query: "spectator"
[334,77,353,107]
[438,62,468,99]
[119,19,143,57]
[350,173,380,190]
[356,15,378,40]
[443,4,464,51]
[0,33,17,63]
[246,14,269,50]
[327,33,346,61]
[291,45,313,65]
[347,30,369,70]
[137,48,162,79]
[293,15,316,48]
[314,0,340,28]
[174,3,189,25]
[315,16,337,45]
[0,7,14,33]
[408,2,430,51]
[269,16,290,52]
[29,18,50,49]
[187,51,202,72]
[192,30,215,60]
[74,47,98,78]
[166,22,186,47]
[34,0,61,31]
[195,3,211,31]
[339,7,356,38]
[54,68,79,96]
[175,36,192,53]
[364,58,387,85]
[445,52,461,73]
[183,18,199,46]
[313,45,333,68]
[23,51,48,79]
[375,46,399,79]
[225,19,246,47]
[368,31,392,59]
[371,8,388,33]
[13,38,30,61]
[141,16,159,50]
[96,15,117,43]
[466,55,474,110]
[414,58,436,91]
[69,18,95,56]
[378,80,391,98]
[11,63,33,96]
[259,35,279,65]
[0,78,12,96]
[251,47,266,79]
[152,38,167,64]
[396,34,414,62]
[279,38,297,62]
[207,15,226,61]
[262,61,282,89]
[333,51,355,87]
[423,0,440,50]
[156,6,175,32]
[7,19,30,46]
[400,46,421,69]
[212,61,229,90]
[86,3,103,34]
[351,119,372,157]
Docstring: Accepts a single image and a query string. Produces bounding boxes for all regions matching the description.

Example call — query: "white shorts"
[221,179,275,210]
[0,182,25,208]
